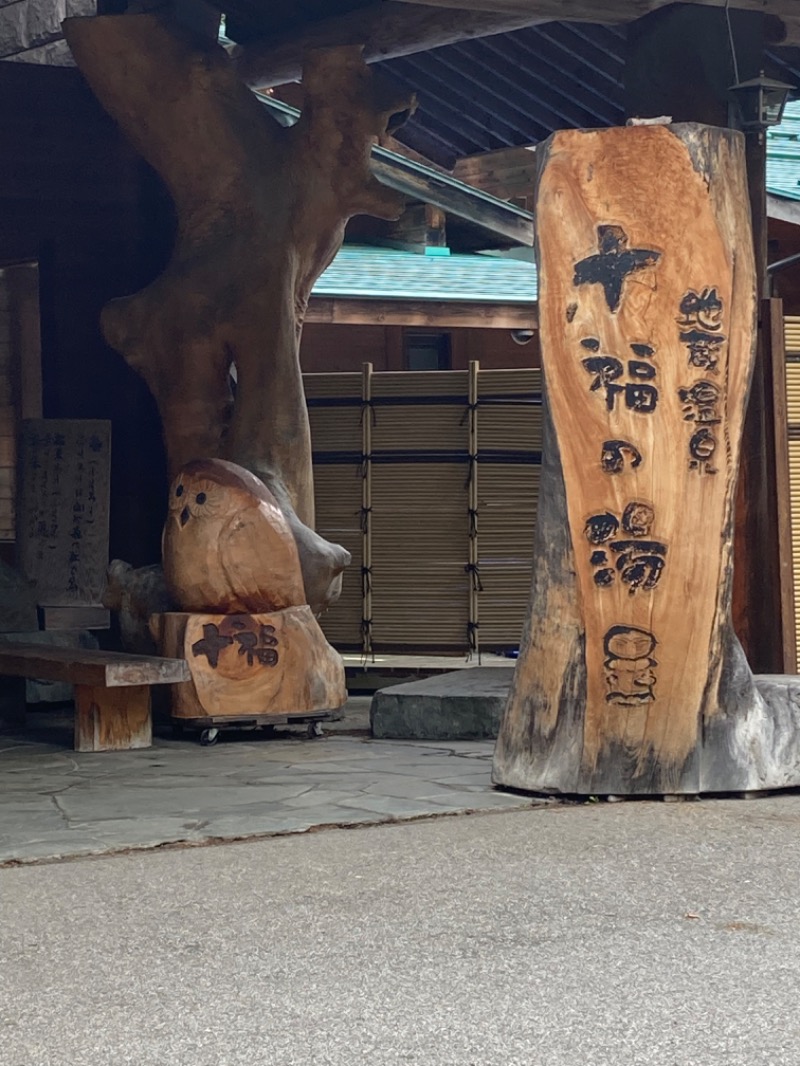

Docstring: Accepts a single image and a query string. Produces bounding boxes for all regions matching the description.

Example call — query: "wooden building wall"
[300,323,541,374]
[0,271,16,542]
[0,62,170,567]
[771,218,800,315]
[0,262,42,546]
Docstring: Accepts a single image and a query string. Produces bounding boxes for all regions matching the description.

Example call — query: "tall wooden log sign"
[493,123,799,796]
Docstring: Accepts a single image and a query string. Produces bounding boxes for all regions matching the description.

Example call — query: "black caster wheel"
[200,727,220,746]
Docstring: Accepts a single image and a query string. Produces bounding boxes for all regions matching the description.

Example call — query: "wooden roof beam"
[232,1,547,88]
[259,93,535,246]
[393,0,800,46]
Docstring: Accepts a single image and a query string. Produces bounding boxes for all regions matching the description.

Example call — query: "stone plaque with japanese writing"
[18,419,111,606]
[492,124,798,796]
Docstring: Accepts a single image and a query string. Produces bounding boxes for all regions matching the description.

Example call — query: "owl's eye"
[196,492,207,505]
[175,485,184,497]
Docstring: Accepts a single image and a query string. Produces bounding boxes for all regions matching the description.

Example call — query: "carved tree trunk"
[492,123,781,796]
[62,13,415,612]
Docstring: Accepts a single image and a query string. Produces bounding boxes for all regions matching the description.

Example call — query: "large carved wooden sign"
[492,124,777,796]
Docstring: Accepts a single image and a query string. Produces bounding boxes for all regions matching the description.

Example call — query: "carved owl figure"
[163,459,307,614]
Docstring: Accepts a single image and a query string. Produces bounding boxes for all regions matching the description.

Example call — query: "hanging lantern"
[729,71,794,131]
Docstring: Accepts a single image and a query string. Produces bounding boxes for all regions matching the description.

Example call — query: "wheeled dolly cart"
[171,709,337,745]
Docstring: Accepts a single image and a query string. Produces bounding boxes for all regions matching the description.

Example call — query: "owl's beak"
[179,506,190,527]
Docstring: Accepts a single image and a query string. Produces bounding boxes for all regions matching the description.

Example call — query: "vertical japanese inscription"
[676,289,724,475]
[571,227,665,703]
[677,288,725,372]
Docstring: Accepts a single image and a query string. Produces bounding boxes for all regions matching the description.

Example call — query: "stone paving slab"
[0,730,536,865]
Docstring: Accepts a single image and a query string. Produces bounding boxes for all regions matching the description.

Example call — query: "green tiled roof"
[312,245,538,303]
[314,108,800,307]
[768,100,800,202]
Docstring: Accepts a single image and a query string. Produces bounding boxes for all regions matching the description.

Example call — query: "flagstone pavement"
[0,699,538,865]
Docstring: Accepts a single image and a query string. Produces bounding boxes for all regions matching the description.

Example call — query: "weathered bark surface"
[63,13,415,611]
[492,123,782,796]
[103,560,175,654]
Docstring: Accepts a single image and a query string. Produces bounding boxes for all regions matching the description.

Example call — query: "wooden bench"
[0,643,189,752]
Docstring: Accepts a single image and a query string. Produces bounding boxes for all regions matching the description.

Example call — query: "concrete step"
[371,667,512,740]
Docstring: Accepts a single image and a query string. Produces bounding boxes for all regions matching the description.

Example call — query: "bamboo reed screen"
[786,317,800,670]
[304,364,542,655]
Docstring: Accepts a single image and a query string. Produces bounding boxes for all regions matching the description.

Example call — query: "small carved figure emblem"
[604,625,658,706]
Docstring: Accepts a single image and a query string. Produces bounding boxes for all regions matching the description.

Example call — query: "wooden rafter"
[232,1,546,88]
[392,0,800,45]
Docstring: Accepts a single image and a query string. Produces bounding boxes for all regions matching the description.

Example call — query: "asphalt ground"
[3,796,800,1065]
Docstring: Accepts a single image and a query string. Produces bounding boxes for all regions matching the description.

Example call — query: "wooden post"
[732,132,796,672]
[492,123,772,796]
[361,362,374,659]
[5,263,43,421]
[624,4,793,673]
[467,359,480,659]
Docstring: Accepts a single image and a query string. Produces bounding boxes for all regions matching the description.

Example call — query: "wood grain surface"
[0,643,188,687]
[74,683,152,752]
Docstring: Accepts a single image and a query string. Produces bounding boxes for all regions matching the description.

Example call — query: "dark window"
[404,331,451,371]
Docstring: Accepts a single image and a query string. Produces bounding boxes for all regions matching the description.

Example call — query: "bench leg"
[74,684,153,752]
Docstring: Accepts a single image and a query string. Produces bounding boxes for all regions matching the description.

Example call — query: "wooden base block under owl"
[152,609,346,721]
